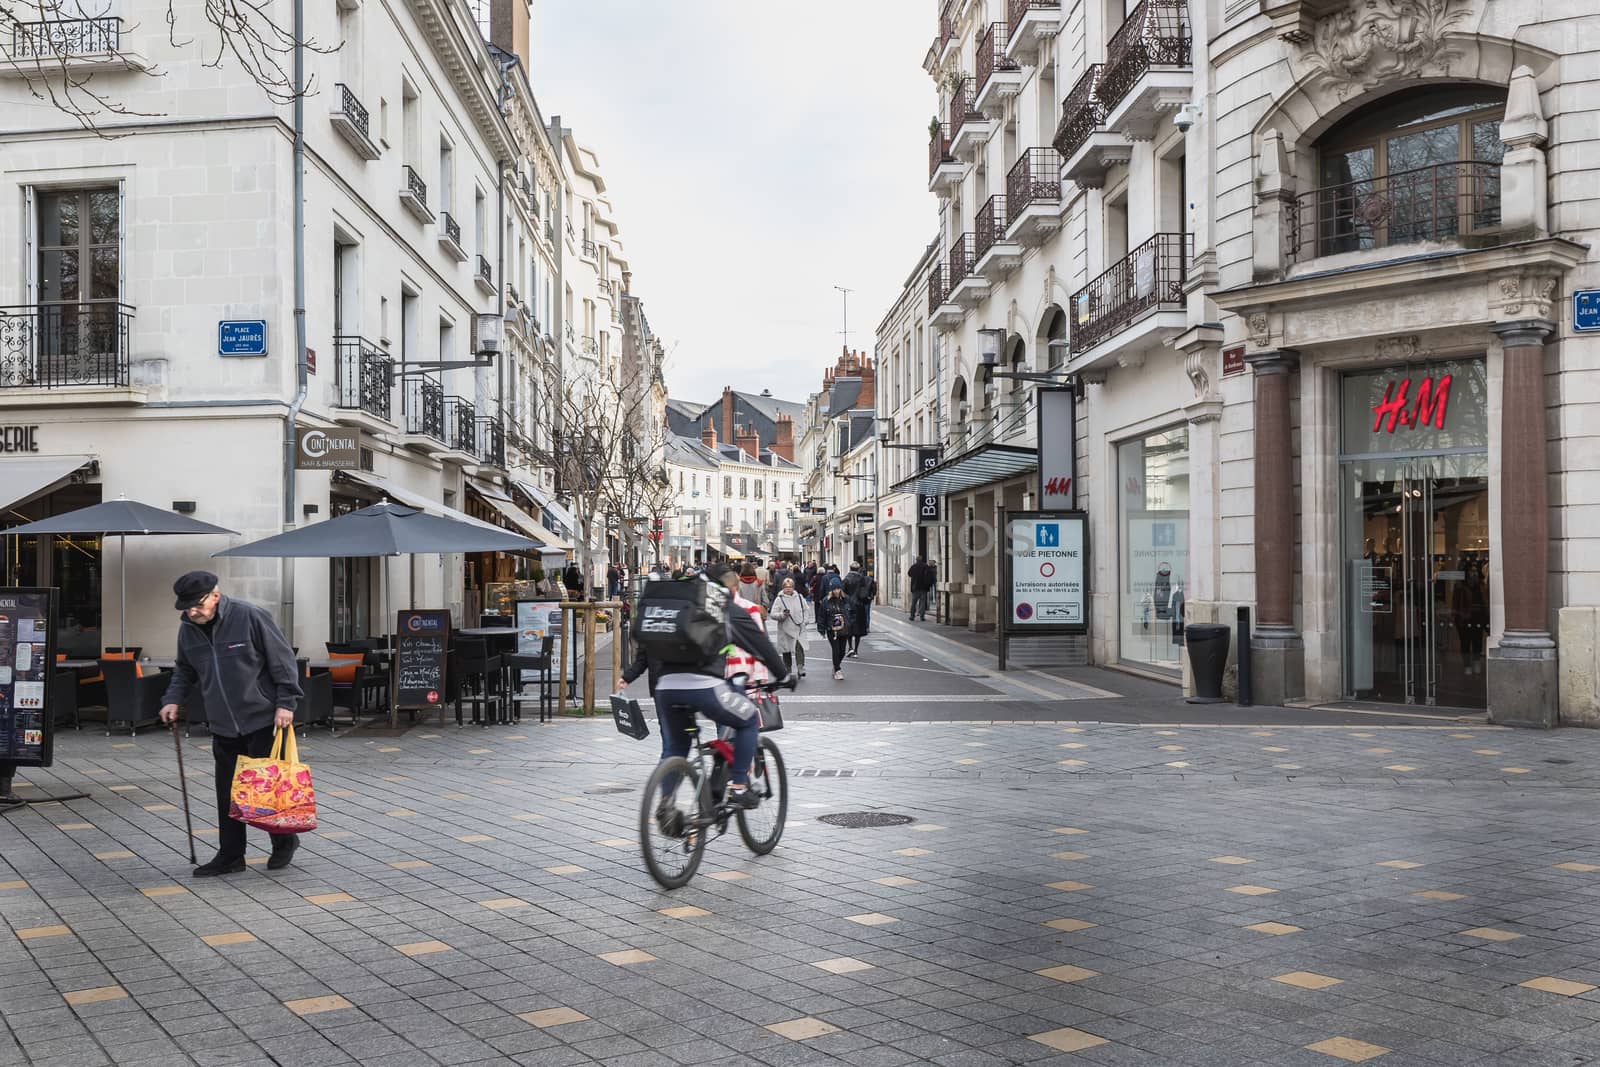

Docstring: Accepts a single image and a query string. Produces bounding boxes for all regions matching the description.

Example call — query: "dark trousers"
[829,633,849,671]
[213,725,295,859]
[911,589,930,619]
[653,683,759,786]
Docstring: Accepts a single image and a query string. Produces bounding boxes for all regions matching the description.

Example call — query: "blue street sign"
[1575,290,1600,333]
[218,319,268,355]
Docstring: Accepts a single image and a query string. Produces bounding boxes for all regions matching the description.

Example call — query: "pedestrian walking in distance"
[771,577,809,678]
[822,585,855,680]
[158,571,304,877]
[908,557,936,622]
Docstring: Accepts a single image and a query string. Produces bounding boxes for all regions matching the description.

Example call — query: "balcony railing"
[1286,160,1501,263]
[439,210,462,247]
[976,195,1008,259]
[0,303,132,389]
[929,122,954,179]
[544,219,555,244]
[947,233,978,287]
[976,23,1019,91]
[475,417,505,468]
[580,335,599,358]
[333,335,393,420]
[1098,0,1192,113]
[565,219,575,243]
[927,263,946,314]
[405,377,444,441]
[564,320,575,345]
[1007,147,1061,216]
[476,255,493,287]
[1007,0,1060,40]
[8,17,120,59]
[333,82,370,137]
[582,237,598,259]
[403,165,427,207]
[443,395,476,453]
[947,75,983,133]
[1053,65,1107,161]
[1068,232,1189,353]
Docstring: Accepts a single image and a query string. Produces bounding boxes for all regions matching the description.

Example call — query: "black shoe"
[192,854,245,878]
[654,802,685,838]
[727,787,760,811]
[267,836,300,871]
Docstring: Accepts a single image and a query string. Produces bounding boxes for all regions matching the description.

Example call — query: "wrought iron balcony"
[1007,0,1061,49]
[1053,65,1107,162]
[330,83,381,160]
[333,335,393,421]
[1007,148,1061,217]
[507,282,521,308]
[929,122,952,179]
[0,303,133,389]
[974,23,1021,113]
[404,377,444,441]
[582,237,598,260]
[544,219,555,245]
[580,335,599,359]
[1068,233,1189,354]
[442,395,476,454]
[934,7,956,61]
[1098,0,1193,139]
[564,320,575,345]
[565,219,575,244]
[1287,160,1501,263]
[947,75,993,158]
[8,16,120,59]
[437,211,467,261]
[475,416,506,468]
[400,164,432,222]
[475,255,493,292]
[975,195,1008,260]
[927,263,946,315]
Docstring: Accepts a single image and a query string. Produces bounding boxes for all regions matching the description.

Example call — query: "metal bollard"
[1237,605,1253,707]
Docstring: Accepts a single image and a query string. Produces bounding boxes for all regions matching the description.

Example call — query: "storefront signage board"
[1341,358,1486,455]
[1037,387,1076,510]
[0,426,40,453]
[294,427,360,470]
[218,320,268,356]
[1576,290,1600,333]
[1000,511,1088,670]
[0,588,58,768]
[917,448,940,522]
[394,610,450,712]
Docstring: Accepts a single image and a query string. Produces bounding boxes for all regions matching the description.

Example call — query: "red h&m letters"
[1371,375,1452,433]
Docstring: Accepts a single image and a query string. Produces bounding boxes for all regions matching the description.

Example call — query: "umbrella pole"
[385,557,396,729]
[120,533,127,653]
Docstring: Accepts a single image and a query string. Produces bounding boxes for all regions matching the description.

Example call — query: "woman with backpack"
[821,585,854,680]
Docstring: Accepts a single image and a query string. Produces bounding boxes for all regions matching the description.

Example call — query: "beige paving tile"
[201,932,257,947]
[598,949,657,965]
[1365,748,1394,755]
[1050,826,1087,835]
[1051,851,1088,861]
[1263,746,1289,753]
[1554,862,1600,872]
[659,906,711,919]
[519,1007,589,1028]
[1028,1027,1109,1053]
[17,925,70,940]
[766,1017,841,1041]
[319,830,354,840]
[141,886,189,898]
[845,912,898,926]
[1273,971,1343,990]
[1245,921,1302,935]
[872,876,919,887]
[63,985,127,1007]
[596,838,632,848]
[1414,890,1466,901]
[1460,927,1521,942]
[511,812,544,821]
[469,748,492,755]
[1449,732,1475,738]
[1043,918,1097,932]
[1251,730,1276,737]
[383,809,418,817]
[1165,761,1192,768]
[1471,749,1502,755]
[1046,880,1094,892]
[94,851,134,860]
[1383,765,1417,772]
[706,870,750,881]
[955,758,981,765]
[812,957,874,974]
[377,746,401,753]
[1060,742,1087,749]
[1501,767,1531,774]
[1227,885,1277,896]
[1059,758,1088,766]
[1158,744,1185,752]
[912,824,944,832]
[283,995,353,1016]
[304,892,355,905]
[382,776,407,783]
[1210,856,1254,865]
[109,784,138,792]
[441,793,470,801]
[245,856,268,867]
[544,865,588,875]
[1377,860,1422,869]
[389,860,432,870]
[1037,964,1100,982]
[457,834,494,843]
[0,881,28,890]
[1520,976,1598,997]
[478,897,529,910]
[56,822,94,830]
[1304,1036,1390,1062]
[327,789,357,798]
[395,940,452,956]
[893,847,932,857]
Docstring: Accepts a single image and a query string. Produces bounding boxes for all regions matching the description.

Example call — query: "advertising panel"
[1005,512,1087,630]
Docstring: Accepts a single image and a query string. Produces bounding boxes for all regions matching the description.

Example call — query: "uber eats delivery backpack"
[632,579,732,664]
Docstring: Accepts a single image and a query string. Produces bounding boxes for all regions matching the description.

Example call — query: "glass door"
[1342,456,1489,708]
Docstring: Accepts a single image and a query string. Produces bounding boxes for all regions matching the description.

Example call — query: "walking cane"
[171,721,197,865]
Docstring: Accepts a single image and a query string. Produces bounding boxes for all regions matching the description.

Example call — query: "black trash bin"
[1184,624,1231,704]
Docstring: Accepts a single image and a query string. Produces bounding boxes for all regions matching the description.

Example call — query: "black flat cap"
[173,570,218,610]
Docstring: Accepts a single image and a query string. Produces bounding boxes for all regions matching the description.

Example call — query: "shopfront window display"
[1119,427,1190,671]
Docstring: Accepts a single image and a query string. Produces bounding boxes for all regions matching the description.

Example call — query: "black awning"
[890,443,1036,496]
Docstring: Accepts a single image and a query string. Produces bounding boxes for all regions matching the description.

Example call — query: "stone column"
[1246,349,1303,704]
[1489,319,1558,727]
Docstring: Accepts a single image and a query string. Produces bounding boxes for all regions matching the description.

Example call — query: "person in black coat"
[562,561,584,600]
[821,586,855,679]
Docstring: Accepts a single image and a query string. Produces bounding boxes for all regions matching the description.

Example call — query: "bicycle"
[632,680,790,890]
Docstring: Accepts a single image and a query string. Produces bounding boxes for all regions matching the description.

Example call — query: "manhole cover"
[584,786,634,795]
[817,812,915,829]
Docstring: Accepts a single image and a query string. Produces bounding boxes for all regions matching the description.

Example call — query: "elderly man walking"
[158,570,304,877]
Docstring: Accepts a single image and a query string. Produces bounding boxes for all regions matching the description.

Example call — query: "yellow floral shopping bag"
[228,727,318,832]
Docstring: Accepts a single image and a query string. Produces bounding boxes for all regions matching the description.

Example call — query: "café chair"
[453,637,503,727]
[100,659,169,736]
[505,635,556,724]
[50,668,80,731]
[296,671,335,732]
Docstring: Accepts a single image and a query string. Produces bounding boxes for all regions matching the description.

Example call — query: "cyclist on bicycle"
[617,562,792,811]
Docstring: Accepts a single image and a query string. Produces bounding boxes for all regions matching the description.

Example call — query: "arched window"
[1044,308,1068,369]
[1308,88,1506,256]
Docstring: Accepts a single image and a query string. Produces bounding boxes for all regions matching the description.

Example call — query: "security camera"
[1174,103,1200,133]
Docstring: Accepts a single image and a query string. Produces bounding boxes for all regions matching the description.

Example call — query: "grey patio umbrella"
[212,501,536,559]
[4,496,237,652]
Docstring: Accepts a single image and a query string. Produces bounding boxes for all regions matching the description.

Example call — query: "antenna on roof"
[834,285,853,351]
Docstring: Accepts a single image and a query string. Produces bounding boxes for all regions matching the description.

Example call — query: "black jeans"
[828,633,849,671]
[213,725,296,859]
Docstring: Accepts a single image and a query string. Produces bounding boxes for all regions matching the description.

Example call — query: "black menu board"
[395,610,451,710]
[0,588,57,768]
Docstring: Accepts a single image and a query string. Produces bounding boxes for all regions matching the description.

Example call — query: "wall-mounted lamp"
[171,501,196,514]
[977,327,1005,366]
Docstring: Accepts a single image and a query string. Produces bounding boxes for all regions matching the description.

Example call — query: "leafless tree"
[2,0,332,133]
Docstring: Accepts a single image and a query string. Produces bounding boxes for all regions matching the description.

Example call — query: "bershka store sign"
[294,427,360,469]
[1341,358,1486,456]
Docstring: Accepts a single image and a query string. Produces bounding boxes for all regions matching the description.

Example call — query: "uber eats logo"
[639,605,682,633]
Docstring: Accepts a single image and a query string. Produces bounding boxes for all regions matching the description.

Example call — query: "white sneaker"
[833,670,844,680]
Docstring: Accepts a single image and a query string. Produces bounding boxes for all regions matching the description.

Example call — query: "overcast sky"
[530,1,933,409]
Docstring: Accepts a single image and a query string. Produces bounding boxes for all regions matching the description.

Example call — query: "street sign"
[1575,290,1600,333]
[294,427,360,470]
[1222,344,1246,376]
[218,319,268,355]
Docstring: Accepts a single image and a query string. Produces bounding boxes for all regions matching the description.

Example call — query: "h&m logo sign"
[1372,375,1451,434]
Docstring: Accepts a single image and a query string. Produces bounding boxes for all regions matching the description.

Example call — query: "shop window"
[1118,426,1190,672]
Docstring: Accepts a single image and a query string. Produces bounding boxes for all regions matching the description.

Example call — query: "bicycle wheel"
[736,737,788,855]
[639,756,709,890]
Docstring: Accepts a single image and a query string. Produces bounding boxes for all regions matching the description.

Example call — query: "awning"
[1,454,93,513]
[511,478,577,538]
[720,543,746,560]
[891,443,1036,497]
[467,482,574,552]
[334,469,502,533]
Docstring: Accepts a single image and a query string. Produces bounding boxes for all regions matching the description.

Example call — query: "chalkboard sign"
[0,588,57,768]
[395,609,451,710]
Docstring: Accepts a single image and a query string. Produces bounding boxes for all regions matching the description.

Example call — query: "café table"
[456,628,518,722]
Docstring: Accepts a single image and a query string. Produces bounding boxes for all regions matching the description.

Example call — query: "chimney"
[736,424,761,458]
[488,0,532,72]
[721,386,735,444]
[858,353,876,409]
[700,425,717,450]
[772,414,795,462]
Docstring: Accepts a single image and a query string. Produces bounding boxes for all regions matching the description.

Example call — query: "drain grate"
[584,786,635,795]
[817,812,915,829]
[795,769,857,778]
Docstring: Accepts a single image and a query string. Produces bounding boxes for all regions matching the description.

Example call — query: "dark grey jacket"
[162,595,303,737]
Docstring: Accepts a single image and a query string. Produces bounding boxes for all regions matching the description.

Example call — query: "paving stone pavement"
[4,710,1600,1066]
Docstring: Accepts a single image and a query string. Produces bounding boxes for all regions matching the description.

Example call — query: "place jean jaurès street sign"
[218,320,268,356]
